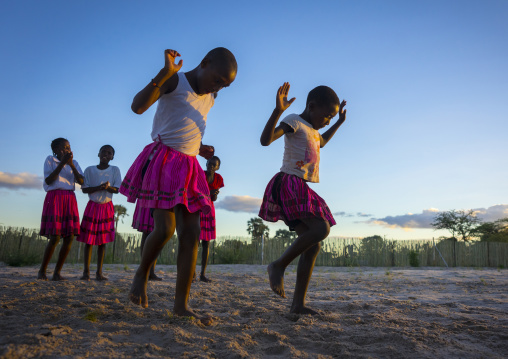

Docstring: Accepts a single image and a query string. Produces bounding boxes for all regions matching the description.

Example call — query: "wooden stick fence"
[1,226,507,267]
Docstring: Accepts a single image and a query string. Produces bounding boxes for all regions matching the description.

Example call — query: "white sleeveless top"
[151,72,215,156]
[280,114,321,183]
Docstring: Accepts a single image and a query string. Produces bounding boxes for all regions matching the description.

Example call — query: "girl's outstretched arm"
[131,49,183,114]
[260,82,295,146]
[320,100,347,148]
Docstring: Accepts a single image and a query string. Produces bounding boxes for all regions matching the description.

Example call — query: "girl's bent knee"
[313,220,330,240]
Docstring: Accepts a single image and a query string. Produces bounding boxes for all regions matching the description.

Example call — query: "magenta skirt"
[76,201,115,245]
[259,172,336,230]
[120,142,212,214]
[40,190,80,238]
[200,202,216,241]
[132,202,154,233]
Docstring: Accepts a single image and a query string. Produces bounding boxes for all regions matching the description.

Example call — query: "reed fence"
[0,226,507,267]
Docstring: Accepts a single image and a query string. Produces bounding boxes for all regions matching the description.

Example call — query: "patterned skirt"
[200,202,216,241]
[40,190,80,238]
[76,201,115,245]
[132,202,154,233]
[120,141,212,214]
[258,172,336,230]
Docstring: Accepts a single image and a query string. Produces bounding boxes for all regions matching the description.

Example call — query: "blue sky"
[1,0,507,239]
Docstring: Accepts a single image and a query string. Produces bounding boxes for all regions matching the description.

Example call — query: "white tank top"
[151,72,214,156]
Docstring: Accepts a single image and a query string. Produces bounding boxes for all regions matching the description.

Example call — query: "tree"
[475,218,508,242]
[431,209,481,242]
[273,229,296,248]
[113,204,129,261]
[247,217,269,244]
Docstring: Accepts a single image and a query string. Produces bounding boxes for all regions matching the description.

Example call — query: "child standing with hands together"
[197,156,224,282]
[77,145,121,281]
[259,82,346,315]
[38,138,84,280]
[121,47,237,325]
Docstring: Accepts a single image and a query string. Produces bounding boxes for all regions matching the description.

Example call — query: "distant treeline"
[1,227,507,268]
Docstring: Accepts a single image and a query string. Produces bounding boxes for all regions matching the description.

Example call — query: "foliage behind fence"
[0,227,507,267]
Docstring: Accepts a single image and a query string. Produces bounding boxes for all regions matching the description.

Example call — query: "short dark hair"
[51,137,68,154]
[208,156,221,166]
[205,47,237,75]
[100,144,115,155]
[306,86,339,108]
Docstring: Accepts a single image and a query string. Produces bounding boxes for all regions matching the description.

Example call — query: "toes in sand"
[51,274,66,281]
[174,309,213,326]
[267,263,285,298]
[37,272,48,281]
[290,306,321,316]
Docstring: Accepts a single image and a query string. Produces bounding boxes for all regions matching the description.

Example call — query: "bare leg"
[129,209,175,308]
[268,218,329,298]
[200,240,211,282]
[96,244,107,280]
[141,231,162,281]
[38,235,60,280]
[290,242,321,315]
[173,205,212,325]
[52,235,74,281]
[80,244,92,280]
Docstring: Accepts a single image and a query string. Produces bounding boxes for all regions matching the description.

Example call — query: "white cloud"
[215,195,263,213]
[369,208,440,229]
[472,204,508,222]
[334,211,373,218]
[334,211,353,217]
[357,212,373,218]
[0,172,42,190]
[369,205,508,229]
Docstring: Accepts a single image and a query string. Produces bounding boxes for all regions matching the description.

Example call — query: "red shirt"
[208,172,224,191]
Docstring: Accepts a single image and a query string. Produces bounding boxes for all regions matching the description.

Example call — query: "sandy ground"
[0,264,507,359]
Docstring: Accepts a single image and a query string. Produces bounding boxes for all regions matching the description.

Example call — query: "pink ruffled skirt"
[132,202,154,233]
[200,202,216,241]
[120,141,212,214]
[40,190,80,238]
[258,172,336,230]
[76,201,115,245]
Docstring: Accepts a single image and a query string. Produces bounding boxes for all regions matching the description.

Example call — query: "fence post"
[18,228,24,255]
[433,238,448,267]
[212,240,215,265]
[487,242,490,267]
[261,234,264,265]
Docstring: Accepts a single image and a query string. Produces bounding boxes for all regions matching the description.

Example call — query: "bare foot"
[51,273,66,281]
[199,274,211,283]
[267,262,285,298]
[148,273,163,281]
[174,308,213,326]
[129,273,148,308]
[37,271,48,281]
[290,305,321,315]
[80,273,90,281]
[96,273,108,281]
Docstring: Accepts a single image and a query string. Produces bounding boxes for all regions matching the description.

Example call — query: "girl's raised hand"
[338,99,347,124]
[276,82,295,112]
[164,49,183,75]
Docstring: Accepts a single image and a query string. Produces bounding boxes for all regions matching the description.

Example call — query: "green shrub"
[4,253,39,267]
[408,250,420,267]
